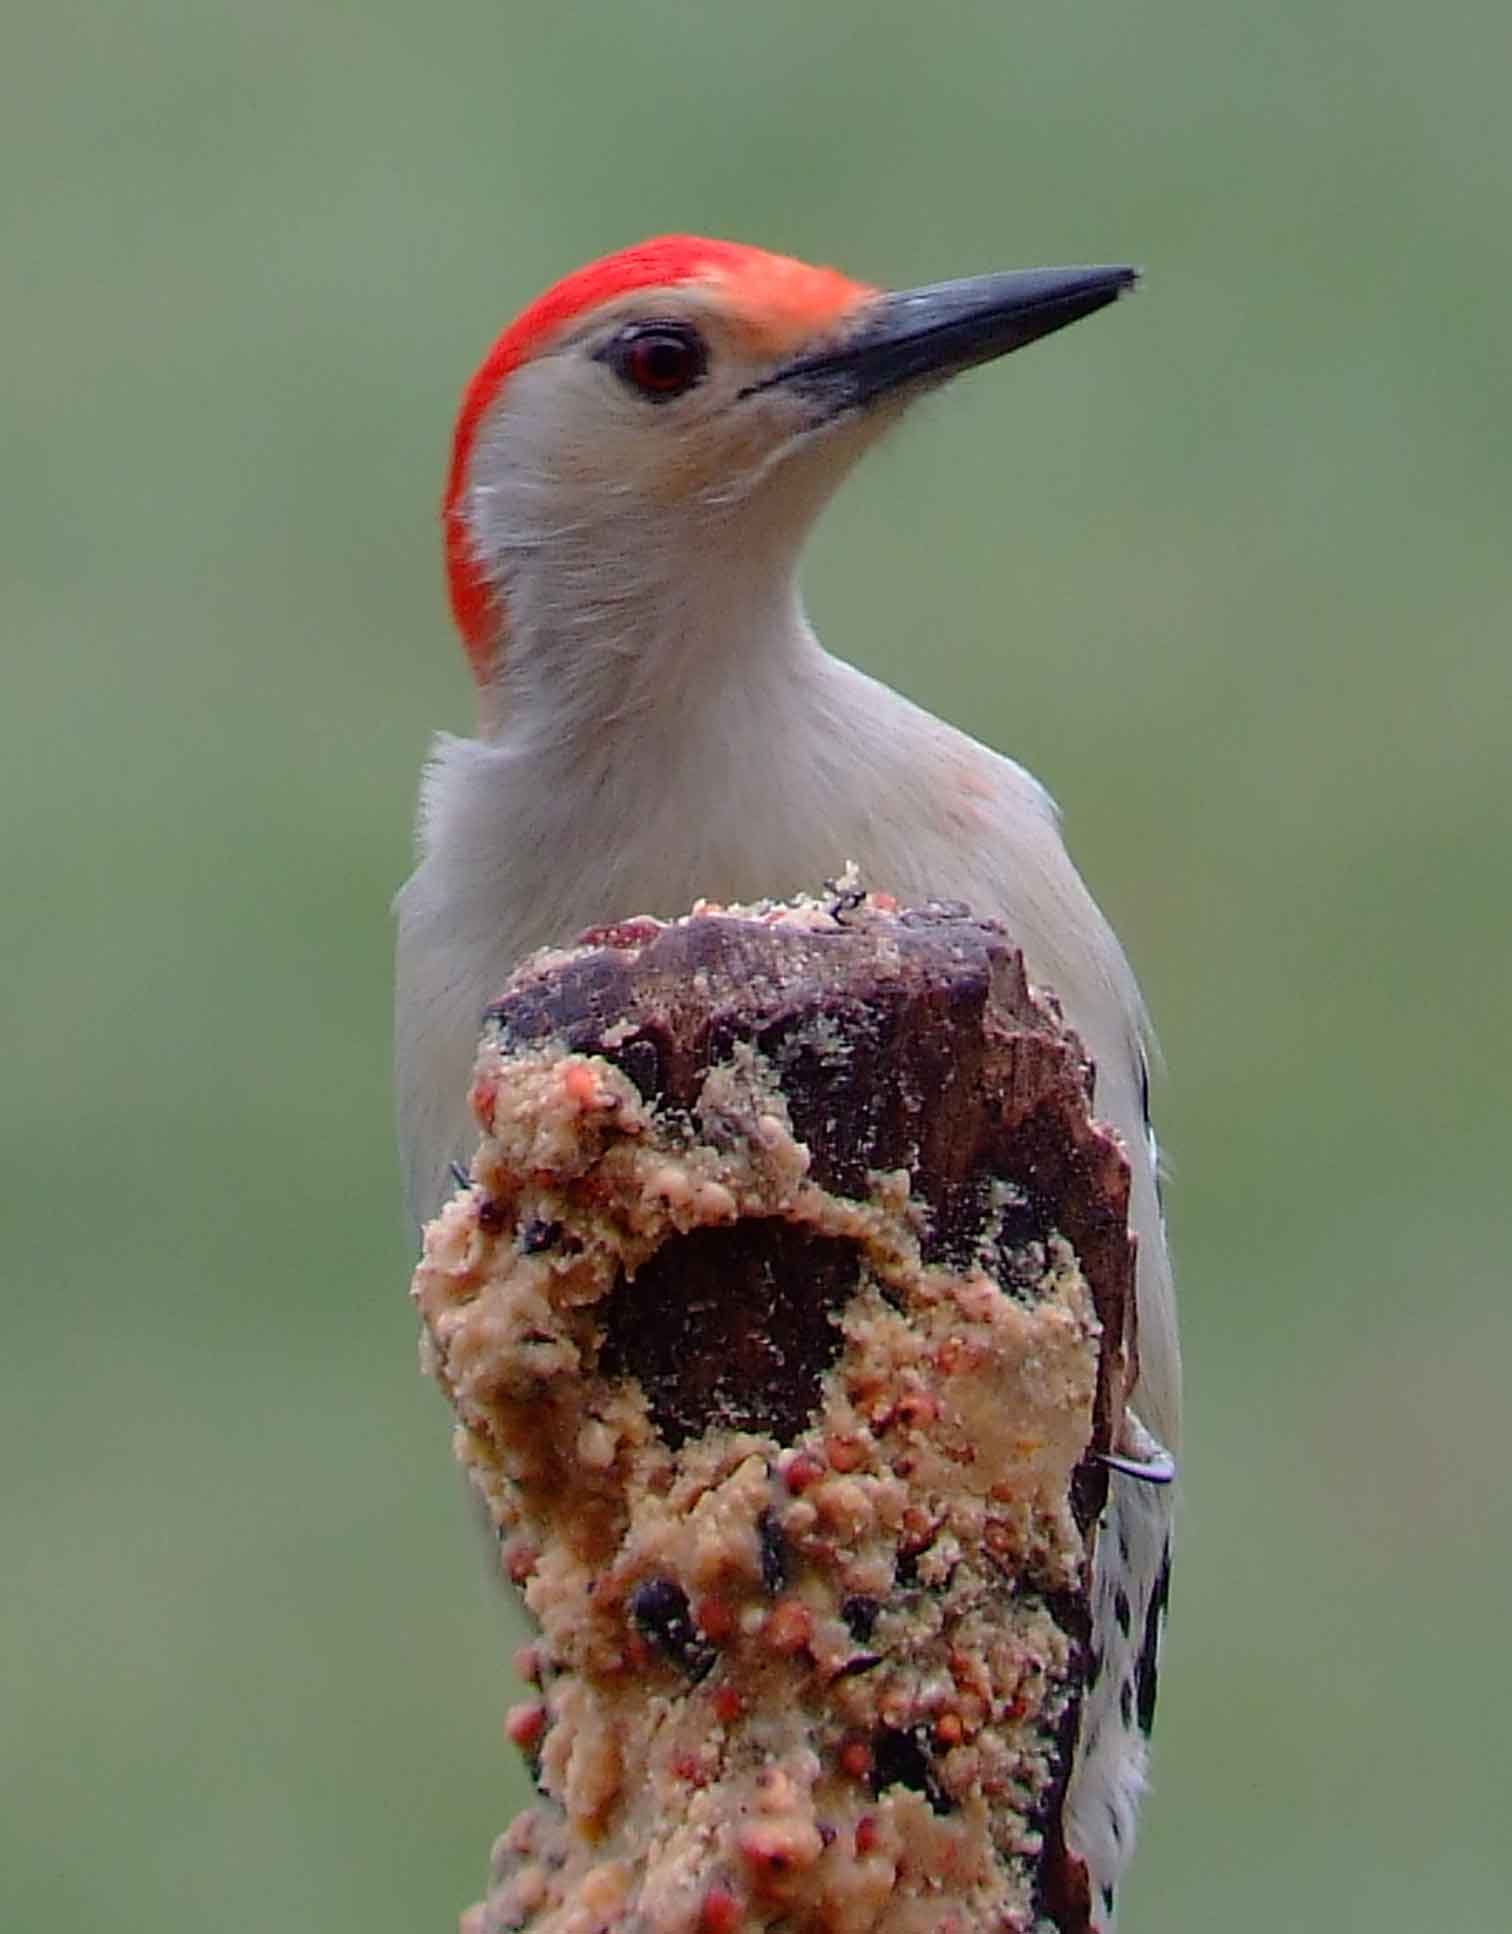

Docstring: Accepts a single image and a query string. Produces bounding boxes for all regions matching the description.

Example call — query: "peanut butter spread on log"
[412,892,1136,1934]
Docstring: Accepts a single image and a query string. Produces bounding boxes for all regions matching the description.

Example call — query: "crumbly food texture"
[412,892,1130,1934]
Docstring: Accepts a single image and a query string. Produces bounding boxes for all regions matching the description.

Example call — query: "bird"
[395,234,1178,1927]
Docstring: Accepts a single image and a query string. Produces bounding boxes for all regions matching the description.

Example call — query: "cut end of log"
[413,889,1136,1934]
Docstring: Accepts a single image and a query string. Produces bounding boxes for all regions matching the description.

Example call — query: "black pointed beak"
[752,263,1137,412]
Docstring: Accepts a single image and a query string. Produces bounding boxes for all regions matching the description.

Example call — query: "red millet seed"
[782,1451,826,1494]
[933,1712,964,1748]
[854,1815,880,1856]
[764,1597,812,1654]
[825,1435,866,1473]
[694,1593,735,1643]
[901,1504,934,1544]
[503,1701,546,1751]
[837,1739,872,1780]
[579,917,662,949]
[698,1885,742,1934]
[711,1685,743,1726]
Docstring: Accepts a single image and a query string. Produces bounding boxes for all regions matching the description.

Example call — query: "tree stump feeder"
[411,891,1137,1934]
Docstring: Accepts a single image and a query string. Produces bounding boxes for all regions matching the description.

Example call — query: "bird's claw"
[1099,1410,1177,1485]
[1100,1447,1177,1485]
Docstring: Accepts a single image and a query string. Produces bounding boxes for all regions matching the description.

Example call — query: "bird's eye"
[602,323,707,401]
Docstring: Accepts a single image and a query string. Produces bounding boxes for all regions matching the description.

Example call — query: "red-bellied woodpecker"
[396,235,1177,1926]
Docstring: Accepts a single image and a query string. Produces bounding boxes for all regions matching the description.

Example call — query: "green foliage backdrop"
[4,3,1508,1928]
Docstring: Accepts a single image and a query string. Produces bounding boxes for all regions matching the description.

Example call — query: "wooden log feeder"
[411,889,1138,1934]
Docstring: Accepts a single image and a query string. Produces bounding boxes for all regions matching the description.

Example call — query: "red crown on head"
[442,236,873,680]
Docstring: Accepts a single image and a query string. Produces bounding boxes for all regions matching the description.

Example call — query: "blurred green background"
[5,2,1509,1929]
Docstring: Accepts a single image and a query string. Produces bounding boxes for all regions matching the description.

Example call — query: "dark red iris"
[609,323,707,400]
